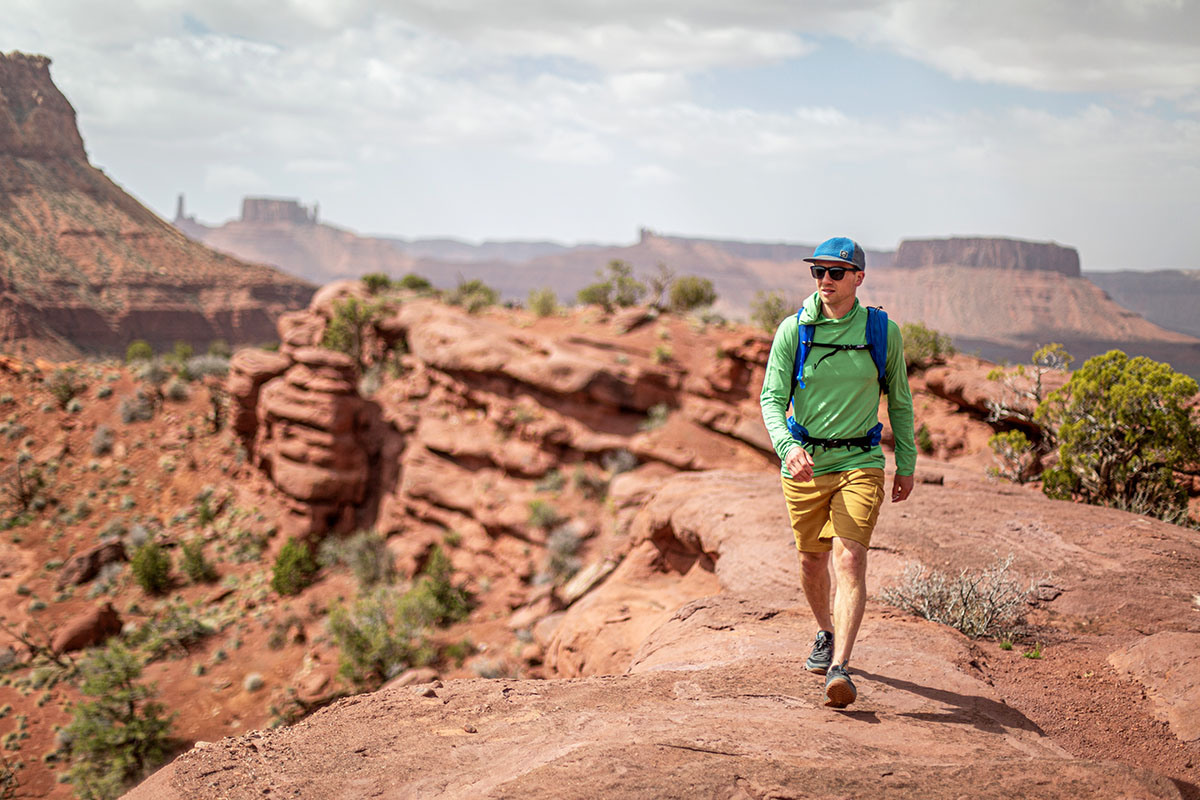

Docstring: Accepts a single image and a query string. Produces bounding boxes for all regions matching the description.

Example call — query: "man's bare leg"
[830,537,868,666]
[798,551,834,632]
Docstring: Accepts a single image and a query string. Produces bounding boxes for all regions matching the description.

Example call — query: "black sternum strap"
[810,342,871,371]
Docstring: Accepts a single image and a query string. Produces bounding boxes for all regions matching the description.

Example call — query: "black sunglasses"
[810,266,861,281]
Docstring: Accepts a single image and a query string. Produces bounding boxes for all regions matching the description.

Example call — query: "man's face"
[812,260,864,307]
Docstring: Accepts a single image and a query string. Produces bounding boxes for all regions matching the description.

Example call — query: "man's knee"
[799,551,830,572]
[831,538,868,577]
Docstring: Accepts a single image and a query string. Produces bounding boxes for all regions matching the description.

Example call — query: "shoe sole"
[805,662,829,675]
[825,676,857,708]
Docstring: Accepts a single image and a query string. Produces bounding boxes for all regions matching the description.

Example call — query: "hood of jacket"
[797,291,863,326]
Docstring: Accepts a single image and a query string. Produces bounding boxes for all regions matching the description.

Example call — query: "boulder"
[56,540,126,589]
[51,602,122,654]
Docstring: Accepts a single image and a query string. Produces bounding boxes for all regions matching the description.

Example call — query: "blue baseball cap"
[802,237,866,270]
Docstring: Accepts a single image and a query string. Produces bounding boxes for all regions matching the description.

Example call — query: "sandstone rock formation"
[894,236,1082,276]
[0,51,313,360]
[50,602,121,654]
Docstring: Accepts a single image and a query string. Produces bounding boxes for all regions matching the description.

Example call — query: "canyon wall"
[893,236,1081,277]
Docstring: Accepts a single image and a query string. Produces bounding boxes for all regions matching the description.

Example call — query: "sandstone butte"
[0,52,313,361]
[0,278,1132,799]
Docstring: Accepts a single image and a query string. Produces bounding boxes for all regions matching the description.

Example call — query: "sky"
[5,0,1200,271]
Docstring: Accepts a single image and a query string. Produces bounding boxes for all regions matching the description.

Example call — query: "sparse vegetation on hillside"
[900,321,956,370]
[45,367,88,409]
[130,540,171,595]
[321,297,381,367]
[64,642,173,800]
[361,272,393,294]
[446,278,499,313]
[1036,349,1200,524]
[396,272,433,292]
[318,529,395,589]
[124,340,153,363]
[986,343,1072,429]
[988,430,1035,484]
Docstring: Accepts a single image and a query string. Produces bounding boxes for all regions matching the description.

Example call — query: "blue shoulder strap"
[865,306,889,393]
[791,310,814,392]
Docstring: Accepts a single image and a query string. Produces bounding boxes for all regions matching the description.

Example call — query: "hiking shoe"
[825,664,857,708]
[805,630,834,674]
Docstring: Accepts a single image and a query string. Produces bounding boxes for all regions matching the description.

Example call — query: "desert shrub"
[206,339,232,358]
[328,585,437,689]
[133,361,169,389]
[124,340,153,363]
[321,297,379,366]
[412,545,471,626]
[1,753,14,799]
[45,368,88,409]
[180,539,218,584]
[271,538,318,596]
[396,272,432,291]
[90,425,115,457]
[986,343,1072,429]
[361,272,392,294]
[184,354,230,379]
[915,423,934,455]
[1036,350,1199,522]
[535,469,565,493]
[528,500,564,530]
[328,547,469,689]
[900,321,956,370]
[572,465,608,500]
[118,390,155,424]
[750,290,788,333]
[527,287,559,317]
[1,461,44,514]
[988,430,1035,484]
[446,278,499,313]
[878,555,1037,639]
[170,342,194,363]
[64,642,173,800]
[130,541,170,595]
[602,448,638,475]
[667,276,717,313]
[163,380,189,402]
[317,529,395,589]
[639,403,670,431]
[124,602,215,662]
[576,260,645,312]
[651,344,672,364]
[541,525,582,584]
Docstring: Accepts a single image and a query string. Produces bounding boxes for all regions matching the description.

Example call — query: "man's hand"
[784,446,814,482]
[891,473,914,503]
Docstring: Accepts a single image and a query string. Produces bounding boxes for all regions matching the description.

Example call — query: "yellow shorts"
[781,468,885,552]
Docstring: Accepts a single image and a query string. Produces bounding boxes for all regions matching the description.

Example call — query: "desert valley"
[1,50,1199,800]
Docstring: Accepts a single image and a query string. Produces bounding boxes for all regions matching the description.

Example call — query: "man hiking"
[759,236,916,708]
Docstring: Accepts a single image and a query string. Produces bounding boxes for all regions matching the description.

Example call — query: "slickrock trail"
[128,467,1200,799]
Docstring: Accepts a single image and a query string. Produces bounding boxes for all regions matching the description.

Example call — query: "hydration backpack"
[785,306,889,451]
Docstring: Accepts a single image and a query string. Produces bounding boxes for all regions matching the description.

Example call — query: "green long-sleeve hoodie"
[759,292,916,479]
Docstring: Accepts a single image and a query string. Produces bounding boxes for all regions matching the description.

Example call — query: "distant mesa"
[240,196,319,225]
[894,236,1081,277]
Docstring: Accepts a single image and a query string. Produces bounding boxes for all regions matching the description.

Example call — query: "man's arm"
[759,316,804,476]
[884,320,916,502]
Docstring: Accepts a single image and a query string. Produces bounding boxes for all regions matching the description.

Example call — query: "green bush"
[361,272,393,294]
[667,276,717,313]
[180,538,218,584]
[206,339,232,358]
[750,290,788,333]
[447,278,499,313]
[528,500,564,530]
[988,430,1034,484]
[65,642,173,800]
[328,546,469,689]
[1036,350,1200,522]
[576,260,645,312]
[900,321,955,370]
[916,423,934,455]
[396,273,432,291]
[271,538,318,596]
[130,541,171,595]
[118,391,155,424]
[124,340,153,363]
[321,297,379,366]
[527,287,559,317]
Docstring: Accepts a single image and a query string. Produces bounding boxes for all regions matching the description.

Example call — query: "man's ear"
[855,270,866,287]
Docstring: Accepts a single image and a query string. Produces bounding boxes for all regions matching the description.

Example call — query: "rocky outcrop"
[0,51,313,360]
[55,540,126,589]
[894,236,1081,276]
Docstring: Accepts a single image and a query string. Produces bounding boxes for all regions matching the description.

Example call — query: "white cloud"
[204,163,269,193]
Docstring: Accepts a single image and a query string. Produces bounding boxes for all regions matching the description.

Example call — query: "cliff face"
[894,237,1081,277]
[0,51,313,358]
